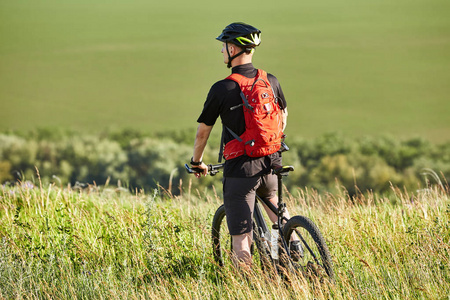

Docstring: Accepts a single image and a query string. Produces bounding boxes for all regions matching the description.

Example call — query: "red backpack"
[219,69,284,161]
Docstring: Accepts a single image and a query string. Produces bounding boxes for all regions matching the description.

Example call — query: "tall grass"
[0,179,448,299]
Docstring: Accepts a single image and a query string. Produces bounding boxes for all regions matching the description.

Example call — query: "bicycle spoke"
[293,227,324,268]
[283,215,335,281]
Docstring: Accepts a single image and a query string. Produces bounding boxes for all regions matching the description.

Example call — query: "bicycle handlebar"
[184,163,224,176]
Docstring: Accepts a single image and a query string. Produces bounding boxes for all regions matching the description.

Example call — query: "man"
[190,22,297,267]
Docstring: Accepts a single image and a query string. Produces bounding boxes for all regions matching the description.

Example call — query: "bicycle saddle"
[272,165,295,176]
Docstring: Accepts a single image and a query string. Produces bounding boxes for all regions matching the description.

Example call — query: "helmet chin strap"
[226,42,247,68]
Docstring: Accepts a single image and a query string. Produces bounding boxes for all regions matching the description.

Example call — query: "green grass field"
[1,0,449,142]
[1,182,448,298]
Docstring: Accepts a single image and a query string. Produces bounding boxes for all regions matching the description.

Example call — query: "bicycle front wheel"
[283,215,335,281]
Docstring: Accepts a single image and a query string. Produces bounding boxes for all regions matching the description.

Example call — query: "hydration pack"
[219,69,284,162]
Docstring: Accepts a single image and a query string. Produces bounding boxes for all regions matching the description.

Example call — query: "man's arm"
[192,122,213,177]
[282,108,288,131]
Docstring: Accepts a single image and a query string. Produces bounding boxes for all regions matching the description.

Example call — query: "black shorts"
[223,174,277,235]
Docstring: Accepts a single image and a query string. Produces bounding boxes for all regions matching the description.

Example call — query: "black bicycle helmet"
[216,22,261,68]
[216,22,262,49]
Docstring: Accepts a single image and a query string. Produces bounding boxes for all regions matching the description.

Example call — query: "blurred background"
[1,0,449,193]
[1,0,449,141]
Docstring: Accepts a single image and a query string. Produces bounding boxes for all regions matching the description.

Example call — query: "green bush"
[358,136,432,170]
[287,133,449,194]
[0,130,448,195]
[127,137,192,192]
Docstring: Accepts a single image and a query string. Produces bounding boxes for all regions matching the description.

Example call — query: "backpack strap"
[227,73,255,112]
[239,91,253,112]
[218,126,225,163]
[218,125,243,162]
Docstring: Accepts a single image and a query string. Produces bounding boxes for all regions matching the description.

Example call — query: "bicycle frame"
[187,161,335,280]
[185,163,294,260]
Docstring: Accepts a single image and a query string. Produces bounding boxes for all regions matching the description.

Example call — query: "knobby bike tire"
[282,215,335,280]
[211,205,228,267]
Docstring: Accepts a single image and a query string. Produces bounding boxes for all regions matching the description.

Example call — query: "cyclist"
[190,22,300,267]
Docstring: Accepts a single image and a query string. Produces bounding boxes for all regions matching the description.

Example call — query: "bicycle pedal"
[289,240,304,261]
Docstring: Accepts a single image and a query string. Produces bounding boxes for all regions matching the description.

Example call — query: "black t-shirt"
[197,63,287,178]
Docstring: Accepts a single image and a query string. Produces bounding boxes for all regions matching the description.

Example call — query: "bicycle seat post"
[272,165,294,222]
[276,173,287,225]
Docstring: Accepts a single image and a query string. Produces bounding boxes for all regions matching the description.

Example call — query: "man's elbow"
[196,123,213,140]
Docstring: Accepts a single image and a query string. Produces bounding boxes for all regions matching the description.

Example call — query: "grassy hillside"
[1,0,449,142]
[0,181,448,299]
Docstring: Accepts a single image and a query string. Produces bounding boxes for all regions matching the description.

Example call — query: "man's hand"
[191,162,208,178]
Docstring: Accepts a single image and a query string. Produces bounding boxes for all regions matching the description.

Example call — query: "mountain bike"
[185,160,335,281]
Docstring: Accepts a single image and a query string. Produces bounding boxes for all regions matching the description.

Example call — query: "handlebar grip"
[191,167,204,173]
[184,163,224,176]
[185,163,211,174]
[185,164,201,174]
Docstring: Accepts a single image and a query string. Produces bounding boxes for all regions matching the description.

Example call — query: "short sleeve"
[196,82,225,126]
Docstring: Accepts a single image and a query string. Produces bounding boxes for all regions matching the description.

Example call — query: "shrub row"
[284,133,449,195]
[0,129,449,195]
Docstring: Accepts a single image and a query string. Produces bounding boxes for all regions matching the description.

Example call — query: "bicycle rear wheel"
[282,215,335,281]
